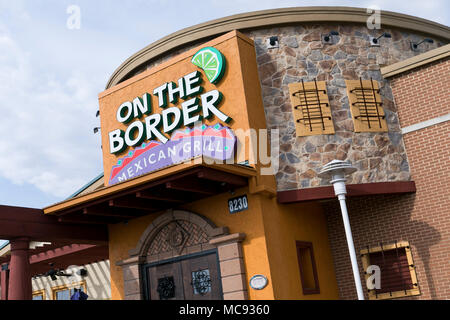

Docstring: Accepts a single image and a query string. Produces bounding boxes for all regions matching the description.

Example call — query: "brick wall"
[324,56,450,300]
[389,58,450,127]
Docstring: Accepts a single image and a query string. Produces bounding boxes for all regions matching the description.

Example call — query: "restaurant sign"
[109,124,235,184]
[108,47,236,185]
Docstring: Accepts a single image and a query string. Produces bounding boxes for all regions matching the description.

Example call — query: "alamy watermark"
[66,5,81,30]
[366,265,381,290]
[367,5,381,30]
[181,123,280,176]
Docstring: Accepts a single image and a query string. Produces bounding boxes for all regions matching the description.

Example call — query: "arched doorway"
[117,209,248,300]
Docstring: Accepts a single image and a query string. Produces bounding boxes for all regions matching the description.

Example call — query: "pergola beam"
[197,168,248,187]
[165,179,218,195]
[57,215,119,225]
[109,198,161,211]
[0,205,108,244]
[83,207,137,219]
[135,190,186,203]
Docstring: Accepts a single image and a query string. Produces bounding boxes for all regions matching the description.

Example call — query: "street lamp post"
[319,160,365,300]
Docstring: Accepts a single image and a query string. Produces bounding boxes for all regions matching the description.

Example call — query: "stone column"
[116,256,145,300]
[7,238,31,300]
[210,233,248,300]
[1,264,9,300]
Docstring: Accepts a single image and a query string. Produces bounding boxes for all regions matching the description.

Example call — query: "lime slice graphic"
[191,47,226,84]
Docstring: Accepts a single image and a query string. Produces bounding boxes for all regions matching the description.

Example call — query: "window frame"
[295,241,320,295]
[361,241,420,300]
[32,289,46,300]
[51,280,87,300]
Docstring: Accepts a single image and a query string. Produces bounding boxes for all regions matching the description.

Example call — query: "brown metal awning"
[44,164,255,224]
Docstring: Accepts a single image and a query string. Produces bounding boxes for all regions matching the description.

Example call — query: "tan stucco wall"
[108,186,275,300]
[108,187,339,300]
[260,197,339,299]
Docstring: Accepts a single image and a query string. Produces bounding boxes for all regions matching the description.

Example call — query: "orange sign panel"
[98,31,266,187]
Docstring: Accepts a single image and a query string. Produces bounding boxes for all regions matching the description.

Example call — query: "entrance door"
[146,252,222,300]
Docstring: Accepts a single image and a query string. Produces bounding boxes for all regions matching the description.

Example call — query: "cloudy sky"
[0,0,448,211]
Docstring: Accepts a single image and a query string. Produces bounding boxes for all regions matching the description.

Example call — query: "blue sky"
[0,0,448,212]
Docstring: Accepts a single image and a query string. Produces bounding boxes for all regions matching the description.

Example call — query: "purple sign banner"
[109,123,236,185]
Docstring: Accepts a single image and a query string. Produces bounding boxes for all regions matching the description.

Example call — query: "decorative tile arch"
[117,209,248,300]
[129,209,225,258]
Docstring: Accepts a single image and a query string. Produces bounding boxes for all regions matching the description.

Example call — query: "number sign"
[228,195,248,214]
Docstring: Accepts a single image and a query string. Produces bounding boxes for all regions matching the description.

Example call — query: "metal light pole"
[319,160,364,300]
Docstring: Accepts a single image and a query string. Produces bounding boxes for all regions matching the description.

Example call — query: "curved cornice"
[106,6,450,89]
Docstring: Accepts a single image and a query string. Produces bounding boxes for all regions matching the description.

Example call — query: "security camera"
[322,31,339,44]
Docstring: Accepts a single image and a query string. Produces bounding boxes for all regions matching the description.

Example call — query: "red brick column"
[7,238,31,300]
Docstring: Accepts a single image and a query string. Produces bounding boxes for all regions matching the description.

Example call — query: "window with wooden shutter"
[361,241,420,300]
[288,80,335,137]
[345,78,388,132]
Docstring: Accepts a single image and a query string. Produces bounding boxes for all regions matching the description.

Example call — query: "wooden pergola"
[0,205,108,300]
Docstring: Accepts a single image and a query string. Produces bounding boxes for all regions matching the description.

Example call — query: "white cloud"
[0,22,102,198]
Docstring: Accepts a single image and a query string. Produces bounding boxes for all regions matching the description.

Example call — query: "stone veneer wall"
[246,24,444,191]
[123,23,445,192]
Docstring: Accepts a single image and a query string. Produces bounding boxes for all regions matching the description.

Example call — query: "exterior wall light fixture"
[76,268,88,277]
[319,160,365,300]
[322,31,339,44]
[370,32,392,46]
[93,127,101,134]
[267,36,279,49]
[411,38,434,51]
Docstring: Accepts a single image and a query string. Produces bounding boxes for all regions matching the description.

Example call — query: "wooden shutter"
[288,80,335,137]
[345,79,388,133]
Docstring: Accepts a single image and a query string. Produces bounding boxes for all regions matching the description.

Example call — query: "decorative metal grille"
[349,78,385,129]
[157,276,175,300]
[292,79,331,132]
[191,269,212,295]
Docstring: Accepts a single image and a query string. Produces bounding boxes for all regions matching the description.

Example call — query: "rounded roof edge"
[105,6,450,89]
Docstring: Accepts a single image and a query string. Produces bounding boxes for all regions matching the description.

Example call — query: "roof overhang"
[44,163,256,224]
[381,43,450,78]
[278,181,416,204]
